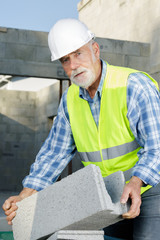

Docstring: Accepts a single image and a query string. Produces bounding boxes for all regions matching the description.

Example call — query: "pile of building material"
[12,165,129,240]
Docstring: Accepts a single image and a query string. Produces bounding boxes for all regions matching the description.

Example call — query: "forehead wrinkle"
[60,43,92,62]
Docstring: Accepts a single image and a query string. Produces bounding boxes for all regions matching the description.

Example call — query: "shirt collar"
[79,60,107,101]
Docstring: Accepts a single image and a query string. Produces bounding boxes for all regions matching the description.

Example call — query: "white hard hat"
[48,18,95,61]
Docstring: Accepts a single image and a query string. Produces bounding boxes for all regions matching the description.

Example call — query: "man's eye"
[75,52,81,57]
[61,58,69,64]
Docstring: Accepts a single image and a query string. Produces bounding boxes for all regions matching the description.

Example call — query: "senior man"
[3,19,160,239]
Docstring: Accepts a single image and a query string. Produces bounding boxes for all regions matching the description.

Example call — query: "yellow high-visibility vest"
[67,63,159,194]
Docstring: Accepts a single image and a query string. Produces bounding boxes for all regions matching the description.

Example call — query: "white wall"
[78,0,160,73]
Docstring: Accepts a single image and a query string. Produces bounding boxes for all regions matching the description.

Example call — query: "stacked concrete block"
[48,230,104,240]
[0,27,68,79]
[0,27,152,79]
[13,165,128,240]
[96,37,150,72]
[0,90,36,191]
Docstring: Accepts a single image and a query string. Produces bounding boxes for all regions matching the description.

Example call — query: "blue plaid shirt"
[23,61,160,191]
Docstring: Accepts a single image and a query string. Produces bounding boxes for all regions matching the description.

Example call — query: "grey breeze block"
[48,230,104,240]
[12,165,129,240]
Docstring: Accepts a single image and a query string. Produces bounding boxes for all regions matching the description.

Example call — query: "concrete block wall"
[34,79,77,179]
[12,165,128,240]
[0,80,77,192]
[0,26,154,79]
[34,81,60,153]
[0,89,36,191]
[0,27,68,79]
[0,78,82,192]
[96,37,150,73]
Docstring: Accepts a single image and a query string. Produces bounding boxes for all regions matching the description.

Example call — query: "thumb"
[2,196,17,211]
[3,201,11,210]
[120,187,130,204]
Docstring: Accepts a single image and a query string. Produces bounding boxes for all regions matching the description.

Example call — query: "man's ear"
[92,42,100,59]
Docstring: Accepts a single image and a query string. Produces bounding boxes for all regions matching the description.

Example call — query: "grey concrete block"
[140,43,150,57]
[100,52,125,67]
[114,41,141,56]
[25,30,48,46]
[0,43,5,58]
[96,37,143,57]
[5,43,36,61]
[13,165,128,240]
[103,171,130,215]
[35,46,50,63]
[0,28,19,43]
[125,55,150,72]
[48,230,104,240]
[97,38,115,53]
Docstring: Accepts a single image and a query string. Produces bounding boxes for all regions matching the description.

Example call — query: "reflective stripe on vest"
[79,139,140,162]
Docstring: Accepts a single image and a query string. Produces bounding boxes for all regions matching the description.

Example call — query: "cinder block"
[114,41,141,56]
[35,46,50,63]
[5,43,36,61]
[48,230,104,240]
[96,38,115,53]
[0,42,5,58]
[140,43,150,57]
[13,165,128,240]
[103,171,130,215]
[0,28,19,43]
[25,30,48,46]
[125,55,150,72]
[100,52,125,67]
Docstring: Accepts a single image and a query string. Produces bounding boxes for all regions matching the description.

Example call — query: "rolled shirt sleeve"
[127,72,160,186]
[22,89,76,191]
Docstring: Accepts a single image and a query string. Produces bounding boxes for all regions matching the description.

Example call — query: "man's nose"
[70,58,79,70]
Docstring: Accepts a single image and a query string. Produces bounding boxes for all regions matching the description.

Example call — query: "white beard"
[70,67,96,89]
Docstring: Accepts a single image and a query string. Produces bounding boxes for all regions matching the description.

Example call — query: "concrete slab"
[48,230,104,240]
[103,171,130,214]
[12,165,128,240]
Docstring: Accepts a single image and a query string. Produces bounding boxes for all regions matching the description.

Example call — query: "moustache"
[71,68,87,79]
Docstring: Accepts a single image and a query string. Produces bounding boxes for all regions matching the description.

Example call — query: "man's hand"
[2,188,37,225]
[120,176,143,219]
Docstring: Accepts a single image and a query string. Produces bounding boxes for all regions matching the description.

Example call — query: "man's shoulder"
[128,72,155,88]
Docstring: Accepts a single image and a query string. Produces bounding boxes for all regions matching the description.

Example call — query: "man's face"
[60,42,100,89]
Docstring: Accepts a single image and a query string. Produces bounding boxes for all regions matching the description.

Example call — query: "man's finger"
[2,200,11,211]
[6,211,16,223]
[2,196,18,211]
[122,207,140,219]
[5,204,18,216]
[122,196,141,219]
[8,221,13,226]
[120,186,130,204]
